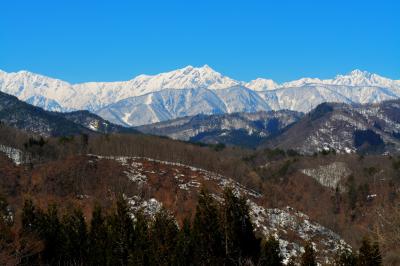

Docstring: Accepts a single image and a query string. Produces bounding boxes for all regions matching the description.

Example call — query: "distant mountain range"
[2,87,400,155]
[137,99,400,154]
[136,110,303,148]
[262,100,400,154]
[1,66,399,126]
[0,91,136,137]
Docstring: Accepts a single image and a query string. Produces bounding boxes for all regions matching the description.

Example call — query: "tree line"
[17,188,279,265]
[1,188,380,266]
[0,123,259,191]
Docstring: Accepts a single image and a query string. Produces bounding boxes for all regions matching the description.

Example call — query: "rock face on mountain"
[137,110,302,148]
[61,110,138,134]
[263,100,400,154]
[1,67,399,126]
[0,91,135,137]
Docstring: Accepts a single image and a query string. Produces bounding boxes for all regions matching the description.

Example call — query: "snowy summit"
[0,66,399,126]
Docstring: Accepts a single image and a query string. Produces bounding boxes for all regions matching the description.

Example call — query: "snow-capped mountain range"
[0,66,399,126]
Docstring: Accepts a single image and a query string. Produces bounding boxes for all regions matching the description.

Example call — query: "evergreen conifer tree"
[0,194,12,254]
[173,218,194,266]
[129,210,150,266]
[301,242,317,266]
[192,188,224,265]
[19,199,43,265]
[108,196,134,266]
[149,208,178,265]
[62,208,88,264]
[39,204,65,264]
[357,237,382,266]
[221,187,259,264]
[347,175,358,210]
[259,235,283,266]
[21,199,37,233]
[335,247,357,266]
[88,205,110,265]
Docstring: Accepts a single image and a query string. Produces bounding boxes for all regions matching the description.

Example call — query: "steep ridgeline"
[60,110,138,134]
[264,100,400,154]
[96,85,271,126]
[0,91,136,137]
[136,110,302,148]
[1,67,399,126]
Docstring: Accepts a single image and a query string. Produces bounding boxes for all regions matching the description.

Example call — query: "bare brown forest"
[0,124,400,264]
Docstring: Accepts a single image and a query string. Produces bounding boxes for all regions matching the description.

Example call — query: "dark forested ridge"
[2,188,383,265]
[0,91,137,137]
[136,110,302,149]
[262,100,400,155]
[139,99,400,154]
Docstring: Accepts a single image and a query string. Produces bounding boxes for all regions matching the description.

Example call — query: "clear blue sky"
[1,0,399,83]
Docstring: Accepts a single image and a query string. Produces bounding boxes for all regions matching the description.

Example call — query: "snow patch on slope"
[0,145,24,165]
[301,162,351,191]
[92,154,350,264]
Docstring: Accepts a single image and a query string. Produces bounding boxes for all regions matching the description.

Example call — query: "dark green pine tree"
[21,199,38,233]
[19,199,43,265]
[221,187,260,264]
[335,246,357,266]
[148,208,179,265]
[357,237,382,266]
[38,204,65,265]
[129,210,150,265]
[173,218,194,266]
[333,185,342,214]
[0,193,12,252]
[62,208,88,265]
[346,175,358,211]
[88,205,109,266]
[301,242,317,266]
[259,235,283,266]
[107,196,135,266]
[192,188,224,265]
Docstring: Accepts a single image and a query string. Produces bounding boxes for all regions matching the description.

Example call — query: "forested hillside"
[0,122,399,264]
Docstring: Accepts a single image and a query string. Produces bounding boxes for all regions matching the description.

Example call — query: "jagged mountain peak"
[128,64,240,91]
[278,69,399,89]
[1,69,70,85]
[181,64,214,72]
[348,69,372,77]
[176,64,222,78]
[336,69,376,80]
[245,78,279,91]
[280,77,323,88]
[332,69,395,87]
[1,67,400,126]
[166,64,223,77]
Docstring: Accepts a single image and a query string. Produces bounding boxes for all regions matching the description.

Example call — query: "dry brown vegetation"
[251,152,400,262]
[0,123,400,262]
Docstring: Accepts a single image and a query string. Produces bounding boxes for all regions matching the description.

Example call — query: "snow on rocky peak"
[126,64,240,92]
[0,70,72,97]
[1,67,400,126]
[25,95,64,112]
[245,78,279,91]
[330,69,400,88]
[0,65,241,112]
[280,77,323,88]
[280,69,400,90]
